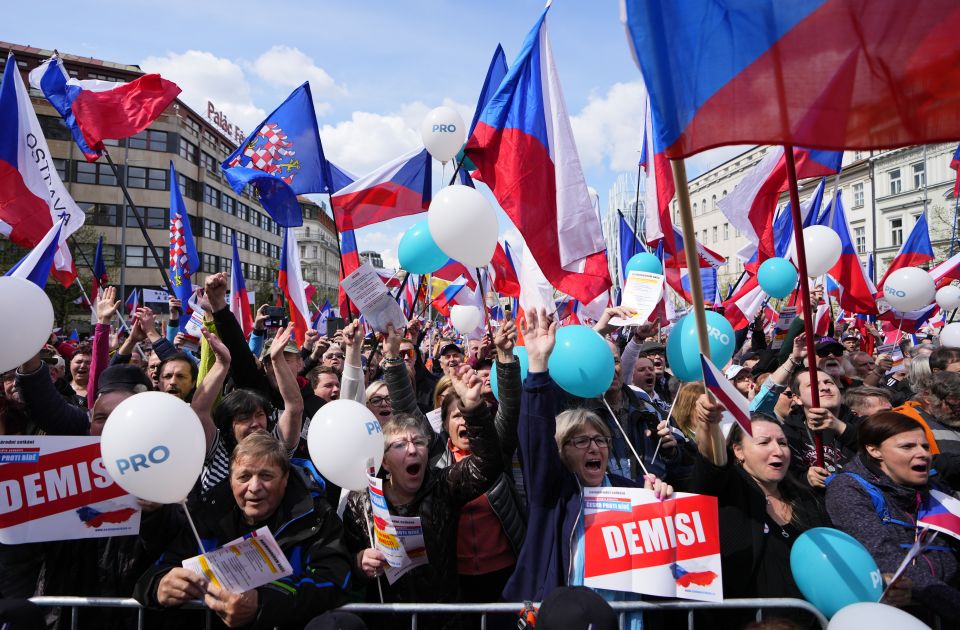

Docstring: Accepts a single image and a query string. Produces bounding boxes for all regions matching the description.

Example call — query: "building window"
[36,115,72,142]
[202,253,218,272]
[249,236,260,254]
[202,129,217,146]
[177,173,199,200]
[202,218,219,241]
[854,226,866,253]
[203,184,221,208]
[126,206,167,229]
[127,130,168,151]
[853,182,864,208]
[124,246,159,268]
[889,168,902,195]
[711,226,718,243]
[263,216,273,232]
[300,245,306,258]
[183,117,201,137]
[221,195,235,216]
[178,138,198,163]
[236,232,248,249]
[53,158,68,181]
[304,226,311,238]
[127,166,167,190]
[890,217,903,247]
[711,195,717,212]
[693,202,698,216]
[250,211,262,229]
[220,228,231,245]
[912,162,925,189]
[200,151,219,176]
[237,204,249,221]
[723,223,729,240]
[75,161,117,186]
[82,202,121,226]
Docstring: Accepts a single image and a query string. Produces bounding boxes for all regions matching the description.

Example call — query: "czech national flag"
[820,191,878,315]
[918,489,960,541]
[618,211,645,289]
[723,275,767,331]
[624,1,960,158]
[230,234,253,338]
[4,218,65,288]
[29,55,180,161]
[466,4,611,303]
[91,235,108,304]
[878,213,934,290]
[639,99,676,248]
[337,229,361,320]
[701,353,752,436]
[125,289,139,316]
[331,147,432,231]
[489,241,521,298]
[279,228,310,346]
[312,299,333,332]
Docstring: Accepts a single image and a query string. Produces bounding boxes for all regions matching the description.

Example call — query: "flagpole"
[784,146,825,468]
[475,267,494,337]
[670,159,725,465]
[633,161,643,238]
[100,149,175,295]
[72,276,97,320]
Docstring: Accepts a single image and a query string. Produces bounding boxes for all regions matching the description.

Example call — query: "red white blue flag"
[878,213,934,290]
[700,354,752,437]
[918,488,960,541]
[279,228,310,346]
[230,235,253,339]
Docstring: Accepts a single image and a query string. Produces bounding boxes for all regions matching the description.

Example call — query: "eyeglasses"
[324,353,345,360]
[400,349,416,361]
[368,395,392,406]
[565,435,612,450]
[386,437,429,452]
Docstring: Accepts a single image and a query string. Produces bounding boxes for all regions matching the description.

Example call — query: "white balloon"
[940,322,960,349]
[100,392,207,504]
[450,305,482,334]
[428,184,498,267]
[827,602,930,630]
[420,106,465,163]
[0,277,54,373]
[882,266,936,312]
[936,285,960,310]
[307,399,385,491]
[801,226,842,277]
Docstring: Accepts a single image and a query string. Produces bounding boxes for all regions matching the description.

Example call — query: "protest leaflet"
[341,263,407,332]
[770,306,796,350]
[583,487,722,602]
[182,526,293,593]
[0,435,140,543]
[609,271,664,327]
[368,474,427,584]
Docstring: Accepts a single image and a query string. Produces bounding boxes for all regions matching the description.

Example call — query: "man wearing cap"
[437,340,465,377]
[813,336,853,390]
[725,364,756,400]
[841,332,860,353]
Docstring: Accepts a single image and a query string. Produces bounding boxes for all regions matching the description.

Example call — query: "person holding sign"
[135,433,351,629]
[340,365,503,628]
[692,397,830,627]
[502,309,673,628]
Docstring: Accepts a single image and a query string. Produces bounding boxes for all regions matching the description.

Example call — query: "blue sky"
[6,0,743,266]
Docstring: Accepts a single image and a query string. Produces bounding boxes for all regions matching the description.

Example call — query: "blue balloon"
[790,527,883,618]
[624,252,663,276]
[757,257,799,299]
[490,347,529,400]
[548,325,615,398]
[665,311,736,381]
[398,220,449,274]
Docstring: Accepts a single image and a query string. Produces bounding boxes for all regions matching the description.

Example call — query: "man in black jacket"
[136,433,351,629]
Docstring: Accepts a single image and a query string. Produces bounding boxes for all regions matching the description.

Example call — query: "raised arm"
[443,365,503,505]
[191,328,230,452]
[207,273,272,393]
[339,321,367,403]
[382,323,427,422]
[269,323,304,451]
[492,318,522,459]
[89,286,121,406]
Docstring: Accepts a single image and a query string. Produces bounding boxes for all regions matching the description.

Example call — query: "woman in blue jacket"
[502,309,671,626]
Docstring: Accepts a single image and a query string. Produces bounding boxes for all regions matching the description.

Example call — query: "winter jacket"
[502,372,638,603]
[340,401,502,613]
[135,469,351,630]
[825,454,960,623]
[783,404,860,477]
[17,361,90,435]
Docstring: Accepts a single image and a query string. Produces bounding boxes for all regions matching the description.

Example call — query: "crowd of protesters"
[1,271,960,629]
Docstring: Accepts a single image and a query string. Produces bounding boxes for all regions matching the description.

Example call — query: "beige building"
[2,41,337,310]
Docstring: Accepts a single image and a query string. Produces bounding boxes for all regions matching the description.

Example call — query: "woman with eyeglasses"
[502,310,672,628]
[340,365,503,629]
[825,411,960,624]
[364,381,393,423]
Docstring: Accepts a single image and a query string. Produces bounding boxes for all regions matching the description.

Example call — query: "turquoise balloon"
[757,257,799,299]
[398,220,449,274]
[624,252,663,276]
[548,325,615,398]
[665,311,736,381]
[790,527,884,618]
[490,347,529,401]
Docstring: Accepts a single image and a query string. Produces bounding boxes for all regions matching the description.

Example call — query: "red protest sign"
[583,488,722,601]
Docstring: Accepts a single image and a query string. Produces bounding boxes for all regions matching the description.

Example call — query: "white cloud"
[140,50,265,133]
[354,227,406,270]
[570,81,647,173]
[251,46,346,116]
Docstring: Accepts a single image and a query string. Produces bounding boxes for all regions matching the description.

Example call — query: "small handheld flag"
[918,489,960,541]
[700,354,752,437]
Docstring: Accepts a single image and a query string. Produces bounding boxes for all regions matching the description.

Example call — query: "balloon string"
[181,500,207,554]
[365,501,385,603]
[601,397,650,478]
[650,393,680,464]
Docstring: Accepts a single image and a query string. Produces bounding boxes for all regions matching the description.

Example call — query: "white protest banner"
[141,289,169,304]
[609,271,664,327]
[0,435,140,543]
[368,475,427,584]
[583,487,722,602]
[182,526,292,593]
[340,262,407,333]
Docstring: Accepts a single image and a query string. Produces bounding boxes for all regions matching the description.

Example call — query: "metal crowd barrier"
[26,595,830,630]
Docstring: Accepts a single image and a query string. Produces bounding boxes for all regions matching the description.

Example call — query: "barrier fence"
[25,596,830,630]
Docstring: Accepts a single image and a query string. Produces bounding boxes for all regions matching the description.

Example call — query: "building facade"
[295,201,340,306]
[1,41,337,311]
[360,251,384,269]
